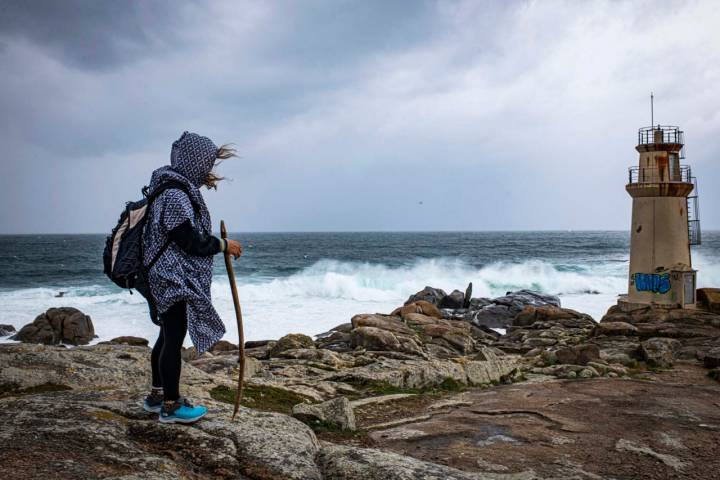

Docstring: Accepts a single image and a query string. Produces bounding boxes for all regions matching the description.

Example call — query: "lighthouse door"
[683,272,696,306]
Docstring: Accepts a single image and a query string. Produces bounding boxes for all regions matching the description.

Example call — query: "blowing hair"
[202,144,237,189]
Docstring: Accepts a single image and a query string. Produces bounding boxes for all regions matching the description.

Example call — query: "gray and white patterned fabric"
[142,131,225,353]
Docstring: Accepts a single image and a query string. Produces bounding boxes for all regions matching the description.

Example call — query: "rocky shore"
[2,287,720,479]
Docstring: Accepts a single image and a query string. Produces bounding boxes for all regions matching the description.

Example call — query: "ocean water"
[1,231,719,345]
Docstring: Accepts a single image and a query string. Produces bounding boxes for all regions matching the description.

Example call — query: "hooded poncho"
[143,132,225,353]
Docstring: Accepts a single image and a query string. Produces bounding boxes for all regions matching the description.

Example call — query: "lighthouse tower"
[620,124,701,310]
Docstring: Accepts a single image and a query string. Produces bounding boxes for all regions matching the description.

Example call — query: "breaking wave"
[2,254,718,344]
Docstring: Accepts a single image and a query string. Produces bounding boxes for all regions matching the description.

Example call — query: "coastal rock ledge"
[3,287,720,479]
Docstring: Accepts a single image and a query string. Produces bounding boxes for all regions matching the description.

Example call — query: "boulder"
[11,307,94,345]
[555,344,600,366]
[463,282,473,308]
[697,288,720,314]
[472,291,562,329]
[493,289,561,310]
[593,322,639,337]
[2,390,323,480]
[0,343,221,401]
[640,338,680,368]
[181,346,199,362]
[209,340,239,354]
[292,396,356,431]
[394,301,443,319]
[404,286,447,306]
[471,304,516,328]
[404,313,476,355]
[268,333,315,357]
[0,324,16,336]
[439,290,465,309]
[315,330,352,352]
[352,314,415,335]
[190,355,261,378]
[101,336,149,347]
[702,347,720,369]
[351,326,402,352]
[467,297,492,310]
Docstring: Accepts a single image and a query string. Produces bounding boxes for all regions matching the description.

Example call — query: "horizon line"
[2,229,719,236]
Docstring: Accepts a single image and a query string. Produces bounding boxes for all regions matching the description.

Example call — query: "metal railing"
[638,126,684,145]
[628,165,692,184]
[688,175,701,245]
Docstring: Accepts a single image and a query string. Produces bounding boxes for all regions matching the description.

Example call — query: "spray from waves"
[695,252,720,288]
[4,254,718,343]
[225,257,629,304]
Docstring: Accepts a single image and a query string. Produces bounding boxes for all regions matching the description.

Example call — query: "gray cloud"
[0,0,718,234]
[0,0,189,70]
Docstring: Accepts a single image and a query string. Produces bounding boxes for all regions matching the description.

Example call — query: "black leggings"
[150,302,188,401]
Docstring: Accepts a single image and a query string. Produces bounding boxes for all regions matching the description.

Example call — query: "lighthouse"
[620,123,701,310]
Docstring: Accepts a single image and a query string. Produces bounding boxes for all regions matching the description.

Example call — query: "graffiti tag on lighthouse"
[633,272,671,294]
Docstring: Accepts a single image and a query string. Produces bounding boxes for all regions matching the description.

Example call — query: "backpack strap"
[145,180,200,213]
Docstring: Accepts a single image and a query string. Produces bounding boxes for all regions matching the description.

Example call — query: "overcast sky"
[0,0,718,233]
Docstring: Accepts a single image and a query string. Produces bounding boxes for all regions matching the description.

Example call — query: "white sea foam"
[1,254,718,345]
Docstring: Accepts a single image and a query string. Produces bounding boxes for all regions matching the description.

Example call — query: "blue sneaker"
[143,391,163,413]
[159,397,208,424]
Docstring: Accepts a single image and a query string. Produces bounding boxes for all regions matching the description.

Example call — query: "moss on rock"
[210,384,312,415]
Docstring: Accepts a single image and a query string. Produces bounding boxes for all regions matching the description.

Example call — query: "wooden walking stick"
[220,220,245,420]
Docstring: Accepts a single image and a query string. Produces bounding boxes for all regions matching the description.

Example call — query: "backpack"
[102,181,197,301]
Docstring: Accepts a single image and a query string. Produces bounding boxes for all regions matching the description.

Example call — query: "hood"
[170,131,218,187]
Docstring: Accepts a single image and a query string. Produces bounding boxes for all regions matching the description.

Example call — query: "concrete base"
[616,295,697,312]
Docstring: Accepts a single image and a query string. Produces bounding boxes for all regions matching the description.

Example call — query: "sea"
[1,231,719,346]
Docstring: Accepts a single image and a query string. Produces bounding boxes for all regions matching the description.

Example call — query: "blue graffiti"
[634,272,671,294]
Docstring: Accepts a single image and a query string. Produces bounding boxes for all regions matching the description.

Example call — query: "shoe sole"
[158,412,206,424]
[143,404,162,413]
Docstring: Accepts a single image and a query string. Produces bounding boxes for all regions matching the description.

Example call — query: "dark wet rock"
[0,324,16,336]
[702,347,720,369]
[697,288,720,314]
[493,289,561,310]
[640,338,680,368]
[467,297,492,310]
[292,396,356,431]
[101,336,149,347]
[470,290,562,329]
[470,304,516,328]
[315,331,353,352]
[269,333,315,357]
[245,339,273,348]
[404,286,447,306]
[463,282,473,308]
[11,307,95,345]
[439,290,465,309]
[316,323,353,339]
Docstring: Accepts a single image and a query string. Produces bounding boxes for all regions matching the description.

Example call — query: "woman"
[141,131,242,424]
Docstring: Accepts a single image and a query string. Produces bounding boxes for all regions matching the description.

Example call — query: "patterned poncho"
[142,132,225,353]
